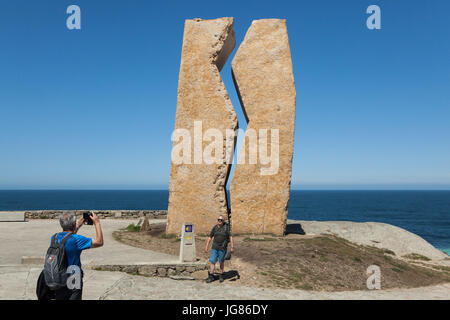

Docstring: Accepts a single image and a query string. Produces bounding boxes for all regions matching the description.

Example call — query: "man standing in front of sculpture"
[204,215,234,283]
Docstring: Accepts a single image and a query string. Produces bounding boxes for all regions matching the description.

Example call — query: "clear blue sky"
[0,0,449,190]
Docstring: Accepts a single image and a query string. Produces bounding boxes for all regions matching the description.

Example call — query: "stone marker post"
[180,223,196,262]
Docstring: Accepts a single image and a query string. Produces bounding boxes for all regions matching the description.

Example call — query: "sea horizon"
[0,189,449,255]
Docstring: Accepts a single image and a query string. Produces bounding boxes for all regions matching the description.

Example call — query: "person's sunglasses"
[218,219,224,221]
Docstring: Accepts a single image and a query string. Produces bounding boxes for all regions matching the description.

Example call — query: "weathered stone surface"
[140,217,151,232]
[138,265,157,276]
[167,268,178,276]
[157,267,167,277]
[185,266,196,273]
[167,18,238,235]
[230,19,296,235]
[122,265,138,274]
[175,265,186,272]
[290,220,449,260]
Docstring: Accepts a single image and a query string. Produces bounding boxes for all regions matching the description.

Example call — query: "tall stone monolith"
[166,18,238,235]
[230,19,296,235]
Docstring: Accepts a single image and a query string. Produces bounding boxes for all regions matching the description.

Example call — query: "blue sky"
[0,0,449,190]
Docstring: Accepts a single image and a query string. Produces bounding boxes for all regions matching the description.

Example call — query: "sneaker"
[206,272,214,283]
[219,274,224,283]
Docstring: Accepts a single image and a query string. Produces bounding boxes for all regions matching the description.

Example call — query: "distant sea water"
[0,190,449,255]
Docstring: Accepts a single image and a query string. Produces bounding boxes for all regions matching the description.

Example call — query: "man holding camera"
[46,211,104,300]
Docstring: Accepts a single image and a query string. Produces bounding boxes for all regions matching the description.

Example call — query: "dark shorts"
[55,286,83,300]
[55,268,84,300]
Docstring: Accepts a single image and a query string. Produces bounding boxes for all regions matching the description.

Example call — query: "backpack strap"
[211,224,218,236]
[51,233,58,245]
[61,232,73,246]
[224,223,230,236]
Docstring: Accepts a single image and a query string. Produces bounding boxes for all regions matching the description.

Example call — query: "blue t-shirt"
[50,232,92,268]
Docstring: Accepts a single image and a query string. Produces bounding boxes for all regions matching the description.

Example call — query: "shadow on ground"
[209,270,240,282]
[285,223,305,235]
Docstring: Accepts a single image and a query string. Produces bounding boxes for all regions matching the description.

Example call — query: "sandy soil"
[113,222,450,291]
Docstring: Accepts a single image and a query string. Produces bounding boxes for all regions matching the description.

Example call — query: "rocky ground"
[0,219,449,300]
[113,222,450,291]
[1,265,449,300]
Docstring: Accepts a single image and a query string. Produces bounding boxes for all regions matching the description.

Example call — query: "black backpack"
[43,233,72,290]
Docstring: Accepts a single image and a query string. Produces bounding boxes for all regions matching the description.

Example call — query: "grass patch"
[234,233,280,238]
[363,246,396,256]
[243,237,278,242]
[288,270,304,281]
[403,253,431,261]
[196,233,210,237]
[160,233,177,239]
[430,265,450,273]
[391,261,409,271]
[298,283,313,290]
[126,224,141,232]
[380,248,396,256]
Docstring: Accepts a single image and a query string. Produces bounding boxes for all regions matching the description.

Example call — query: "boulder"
[167,17,238,235]
[140,217,151,232]
[230,19,296,235]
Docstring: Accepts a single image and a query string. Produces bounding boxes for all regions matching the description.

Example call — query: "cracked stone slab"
[167,17,238,235]
[230,19,296,235]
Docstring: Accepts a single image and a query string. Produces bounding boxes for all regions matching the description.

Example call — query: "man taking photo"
[38,211,104,300]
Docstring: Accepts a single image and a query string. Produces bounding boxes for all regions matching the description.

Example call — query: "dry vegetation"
[112,222,450,291]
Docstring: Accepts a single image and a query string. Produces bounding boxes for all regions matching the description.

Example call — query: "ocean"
[0,190,449,254]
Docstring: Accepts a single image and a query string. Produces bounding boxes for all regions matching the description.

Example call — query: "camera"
[83,212,93,225]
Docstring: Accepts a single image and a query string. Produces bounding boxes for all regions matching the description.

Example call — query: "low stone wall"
[22,210,167,220]
[91,262,208,279]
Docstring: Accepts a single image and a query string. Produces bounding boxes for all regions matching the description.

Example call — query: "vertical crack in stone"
[166,18,238,235]
[230,19,296,235]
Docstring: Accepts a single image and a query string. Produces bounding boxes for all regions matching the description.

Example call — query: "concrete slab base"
[21,256,44,265]
[0,211,26,222]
